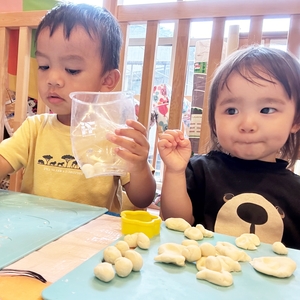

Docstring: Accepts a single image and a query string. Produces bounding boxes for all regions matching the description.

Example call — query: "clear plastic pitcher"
[70,91,136,178]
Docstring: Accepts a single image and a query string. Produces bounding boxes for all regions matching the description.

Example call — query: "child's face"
[36,25,108,125]
[214,71,300,162]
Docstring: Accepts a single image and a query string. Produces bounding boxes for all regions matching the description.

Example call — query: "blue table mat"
[42,223,300,300]
[0,190,107,269]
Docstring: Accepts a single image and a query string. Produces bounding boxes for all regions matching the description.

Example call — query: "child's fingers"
[160,129,184,142]
[125,119,147,136]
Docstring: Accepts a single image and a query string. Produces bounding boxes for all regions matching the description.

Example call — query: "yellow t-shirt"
[0,114,130,213]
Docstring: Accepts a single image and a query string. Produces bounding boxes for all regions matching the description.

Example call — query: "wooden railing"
[1,0,300,190]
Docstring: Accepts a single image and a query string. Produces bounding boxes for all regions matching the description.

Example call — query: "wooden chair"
[1,0,300,192]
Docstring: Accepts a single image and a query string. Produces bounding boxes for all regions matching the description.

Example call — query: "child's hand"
[158,129,191,173]
[106,119,150,173]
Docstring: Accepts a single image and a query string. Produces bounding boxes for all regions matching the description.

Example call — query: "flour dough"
[182,245,202,262]
[200,242,216,257]
[196,224,214,238]
[137,232,151,249]
[184,227,203,241]
[196,268,233,287]
[115,241,130,256]
[124,250,143,271]
[155,243,186,266]
[272,241,288,255]
[114,257,133,277]
[124,233,138,248]
[215,241,251,262]
[181,239,199,247]
[235,233,260,250]
[250,256,297,278]
[165,218,191,232]
[103,246,122,264]
[94,262,115,282]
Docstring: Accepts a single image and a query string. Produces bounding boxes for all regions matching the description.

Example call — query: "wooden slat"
[198,17,226,154]
[103,0,118,17]
[0,27,8,142]
[0,10,46,28]
[287,14,300,59]
[116,0,300,22]
[115,22,128,92]
[248,16,264,45]
[138,20,159,132]
[168,19,190,130]
[13,26,31,131]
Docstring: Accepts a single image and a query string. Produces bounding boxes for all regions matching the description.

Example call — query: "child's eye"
[66,69,81,75]
[38,66,49,71]
[225,108,238,115]
[261,107,276,114]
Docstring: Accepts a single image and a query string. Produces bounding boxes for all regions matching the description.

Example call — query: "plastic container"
[121,210,161,238]
[70,91,136,178]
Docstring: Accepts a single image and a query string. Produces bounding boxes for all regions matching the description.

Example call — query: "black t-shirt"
[186,151,300,249]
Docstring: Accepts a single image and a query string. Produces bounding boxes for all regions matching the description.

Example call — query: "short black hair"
[35,2,122,75]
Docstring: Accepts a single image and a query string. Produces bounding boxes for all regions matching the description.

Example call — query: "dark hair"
[208,45,300,167]
[35,2,122,75]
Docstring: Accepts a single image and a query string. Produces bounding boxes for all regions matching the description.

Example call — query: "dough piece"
[196,224,214,238]
[181,239,199,247]
[124,233,138,248]
[217,255,241,272]
[272,241,288,255]
[103,246,122,264]
[215,241,251,262]
[182,245,202,262]
[205,256,222,272]
[154,252,186,267]
[250,256,297,278]
[81,164,94,178]
[200,242,216,257]
[155,243,186,266]
[184,227,203,241]
[124,249,143,271]
[115,240,130,256]
[158,243,185,255]
[165,218,191,232]
[196,257,207,271]
[115,257,133,277]
[137,232,150,249]
[94,262,115,282]
[235,233,260,250]
[196,269,233,287]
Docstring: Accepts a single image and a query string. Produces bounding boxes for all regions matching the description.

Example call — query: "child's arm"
[107,120,156,208]
[0,155,14,182]
[158,130,194,224]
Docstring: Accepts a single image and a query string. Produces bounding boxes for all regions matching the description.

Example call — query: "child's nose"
[239,116,257,133]
[47,71,64,87]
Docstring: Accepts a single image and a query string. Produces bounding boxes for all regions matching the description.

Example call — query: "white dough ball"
[115,240,130,256]
[124,249,144,271]
[81,164,94,178]
[124,233,138,248]
[115,257,133,277]
[272,241,288,255]
[103,246,122,264]
[200,242,216,257]
[181,239,198,246]
[137,232,151,249]
[184,227,203,241]
[205,256,222,272]
[94,262,115,282]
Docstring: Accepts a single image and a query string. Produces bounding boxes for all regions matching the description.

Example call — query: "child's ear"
[291,123,300,133]
[100,69,120,92]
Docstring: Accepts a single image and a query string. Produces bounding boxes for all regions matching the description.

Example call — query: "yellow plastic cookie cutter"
[121,210,162,238]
